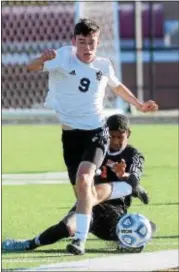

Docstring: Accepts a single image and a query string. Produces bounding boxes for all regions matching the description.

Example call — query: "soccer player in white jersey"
[27,18,158,255]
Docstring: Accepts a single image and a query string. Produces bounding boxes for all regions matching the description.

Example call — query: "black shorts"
[90,203,126,241]
[62,126,109,185]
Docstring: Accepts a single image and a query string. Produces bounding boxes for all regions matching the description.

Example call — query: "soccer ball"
[116,213,153,248]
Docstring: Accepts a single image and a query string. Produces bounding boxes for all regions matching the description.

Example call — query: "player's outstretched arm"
[27,49,57,72]
[113,83,158,113]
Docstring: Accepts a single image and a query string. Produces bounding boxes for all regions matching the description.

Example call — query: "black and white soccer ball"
[116,213,153,248]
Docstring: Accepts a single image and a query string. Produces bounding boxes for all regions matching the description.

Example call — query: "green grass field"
[2,124,179,270]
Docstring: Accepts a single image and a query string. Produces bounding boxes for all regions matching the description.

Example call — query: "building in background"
[2,1,179,113]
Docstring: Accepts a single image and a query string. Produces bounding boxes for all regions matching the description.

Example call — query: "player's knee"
[76,173,91,193]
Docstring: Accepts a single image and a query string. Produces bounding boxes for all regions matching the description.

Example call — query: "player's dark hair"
[74,18,100,37]
[107,114,130,132]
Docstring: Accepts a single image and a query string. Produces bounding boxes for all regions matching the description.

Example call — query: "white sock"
[108,182,132,200]
[74,213,91,242]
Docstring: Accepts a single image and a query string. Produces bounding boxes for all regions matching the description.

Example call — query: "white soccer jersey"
[44,46,121,129]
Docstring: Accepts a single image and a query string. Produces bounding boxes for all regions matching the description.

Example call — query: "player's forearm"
[127,169,143,188]
[27,49,57,72]
[113,83,143,110]
[129,168,143,180]
[26,57,44,72]
[129,154,144,182]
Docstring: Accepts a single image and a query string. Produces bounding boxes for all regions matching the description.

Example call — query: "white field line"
[11,249,178,271]
[2,172,69,185]
[2,180,69,185]
[2,172,68,180]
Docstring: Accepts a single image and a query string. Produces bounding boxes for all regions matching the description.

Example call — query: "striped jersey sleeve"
[129,151,144,182]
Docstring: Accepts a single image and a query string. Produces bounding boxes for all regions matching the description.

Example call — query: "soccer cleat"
[117,242,144,253]
[66,239,85,255]
[137,186,149,204]
[133,185,149,204]
[2,239,30,252]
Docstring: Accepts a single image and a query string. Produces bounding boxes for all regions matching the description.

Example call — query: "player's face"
[109,131,128,152]
[73,32,100,63]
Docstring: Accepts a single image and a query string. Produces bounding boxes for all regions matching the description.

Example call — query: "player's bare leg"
[66,145,107,255]
[66,161,97,255]
[76,162,97,212]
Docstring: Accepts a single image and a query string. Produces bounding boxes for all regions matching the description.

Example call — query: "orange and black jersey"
[94,144,144,209]
[95,144,144,185]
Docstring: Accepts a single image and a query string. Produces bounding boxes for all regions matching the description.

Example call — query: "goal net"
[2,1,126,123]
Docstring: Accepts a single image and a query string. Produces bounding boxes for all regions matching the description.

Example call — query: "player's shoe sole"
[117,245,144,253]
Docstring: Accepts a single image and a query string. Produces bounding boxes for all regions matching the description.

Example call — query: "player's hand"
[40,49,57,62]
[113,159,127,177]
[138,100,159,113]
[107,159,127,178]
